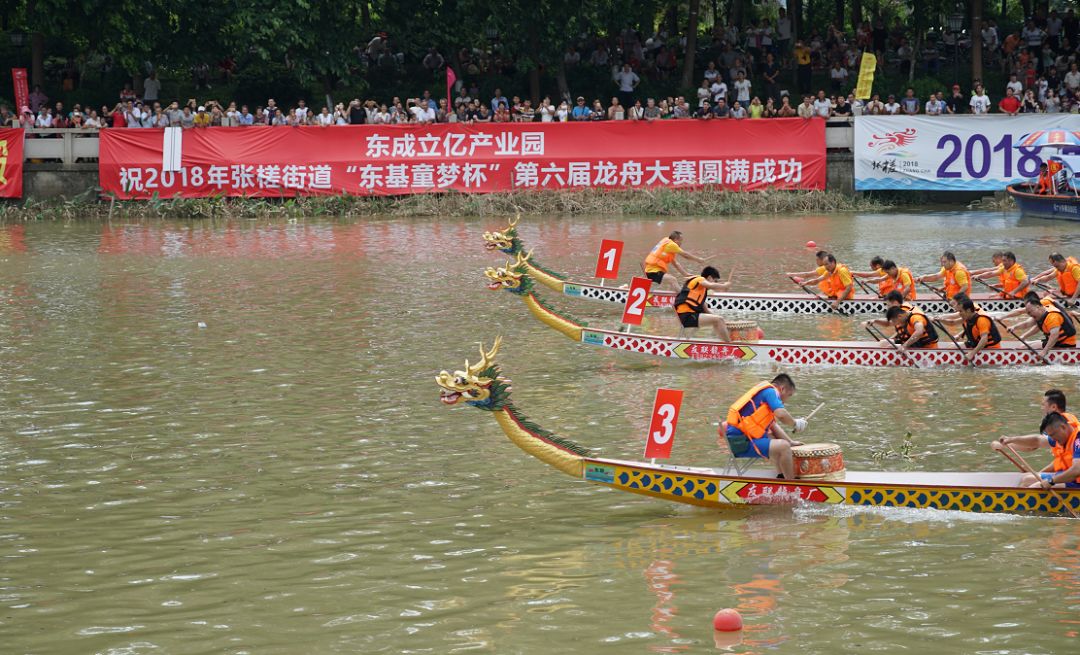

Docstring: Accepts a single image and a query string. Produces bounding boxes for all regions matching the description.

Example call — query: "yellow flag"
[855,53,877,100]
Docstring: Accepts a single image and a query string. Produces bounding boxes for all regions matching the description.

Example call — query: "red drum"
[727,319,764,342]
[792,443,845,480]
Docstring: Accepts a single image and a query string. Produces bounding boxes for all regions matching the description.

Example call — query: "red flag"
[11,68,29,114]
[446,67,457,113]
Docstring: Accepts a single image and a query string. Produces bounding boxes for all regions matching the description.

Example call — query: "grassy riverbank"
[1,189,886,221]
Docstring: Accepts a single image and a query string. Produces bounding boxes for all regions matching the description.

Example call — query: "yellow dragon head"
[436,337,510,409]
[482,214,522,255]
[484,250,533,294]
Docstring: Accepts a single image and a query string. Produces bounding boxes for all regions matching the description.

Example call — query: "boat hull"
[583,458,1080,516]
[1007,184,1080,221]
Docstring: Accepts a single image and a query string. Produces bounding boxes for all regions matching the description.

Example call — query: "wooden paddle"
[919,280,949,301]
[1003,442,1080,519]
[787,275,851,316]
[1032,280,1079,310]
[992,316,1050,365]
[974,276,1009,297]
[931,318,973,366]
[865,324,922,369]
[853,276,881,298]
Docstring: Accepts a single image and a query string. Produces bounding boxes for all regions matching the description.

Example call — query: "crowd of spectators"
[4,7,1080,130]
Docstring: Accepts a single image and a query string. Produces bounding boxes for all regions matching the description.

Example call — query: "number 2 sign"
[644,388,683,459]
[594,239,624,279]
[621,277,652,325]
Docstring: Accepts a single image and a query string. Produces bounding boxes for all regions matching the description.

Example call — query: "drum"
[727,319,764,341]
[792,443,845,480]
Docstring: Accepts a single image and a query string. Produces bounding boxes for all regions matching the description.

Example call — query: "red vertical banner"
[644,388,683,459]
[594,239,624,279]
[11,69,29,113]
[0,129,25,198]
[621,276,652,325]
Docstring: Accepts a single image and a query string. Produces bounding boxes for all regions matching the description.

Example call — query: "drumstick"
[804,402,825,421]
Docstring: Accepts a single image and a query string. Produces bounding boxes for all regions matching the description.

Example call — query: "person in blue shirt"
[571,96,592,120]
[723,374,809,479]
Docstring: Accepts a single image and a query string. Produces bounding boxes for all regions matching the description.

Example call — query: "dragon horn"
[509,212,520,228]
[515,249,533,266]
[474,336,502,373]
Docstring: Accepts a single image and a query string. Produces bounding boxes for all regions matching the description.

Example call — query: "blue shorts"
[726,428,771,458]
[1040,472,1080,488]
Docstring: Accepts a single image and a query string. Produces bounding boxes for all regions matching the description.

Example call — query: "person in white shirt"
[703,61,720,82]
[813,90,833,117]
[729,101,748,119]
[969,85,991,114]
[538,97,555,122]
[142,72,161,104]
[295,100,309,122]
[614,64,639,107]
[732,72,751,104]
[316,107,334,126]
[555,101,569,122]
[35,108,52,128]
[710,79,728,104]
[1065,64,1080,93]
[883,94,901,115]
[829,62,848,93]
[925,94,943,115]
[1005,74,1023,97]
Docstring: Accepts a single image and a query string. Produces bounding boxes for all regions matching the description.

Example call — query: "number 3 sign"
[594,239,624,279]
[644,388,683,459]
[622,276,652,325]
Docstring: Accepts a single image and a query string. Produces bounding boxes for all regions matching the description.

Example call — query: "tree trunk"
[556,63,570,103]
[851,0,861,30]
[835,0,845,31]
[31,32,45,90]
[681,0,701,88]
[971,0,983,85]
[909,30,921,82]
[528,22,541,106]
[732,0,744,28]
[360,0,371,31]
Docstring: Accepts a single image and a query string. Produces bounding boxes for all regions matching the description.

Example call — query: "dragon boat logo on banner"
[864,126,929,176]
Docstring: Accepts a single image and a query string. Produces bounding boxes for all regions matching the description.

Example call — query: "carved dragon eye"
[454,376,467,386]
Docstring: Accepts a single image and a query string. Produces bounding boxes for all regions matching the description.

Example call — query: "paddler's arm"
[798,273,827,286]
[899,321,926,348]
[934,314,962,326]
[679,249,706,265]
[852,270,882,279]
[831,286,851,311]
[1030,267,1056,284]
[971,269,1000,280]
[1046,459,1080,487]
[967,330,990,361]
[700,279,732,292]
[1039,325,1060,360]
[992,434,1044,452]
[671,259,691,277]
[916,272,944,284]
[862,318,891,329]
[786,268,820,280]
[1012,275,1031,297]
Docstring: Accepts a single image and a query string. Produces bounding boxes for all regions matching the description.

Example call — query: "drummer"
[883,305,939,349]
[643,230,708,291]
[992,411,1080,489]
[916,251,972,299]
[674,266,732,340]
[787,250,832,295]
[1030,253,1080,304]
[722,374,809,480]
[796,254,854,312]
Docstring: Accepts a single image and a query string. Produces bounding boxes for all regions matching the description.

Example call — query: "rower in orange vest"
[1030,253,1080,304]
[973,251,1029,298]
[993,409,1080,489]
[673,266,732,340]
[1019,291,1077,360]
[786,250,833,296]
[797,254,854,311]
[722,374,809,480]
[916,251,972,299]
[643,230,708,292]
[865,260,916,300]
[957,298,1001,364]
[884,304,939,349]
[852,256,889,295]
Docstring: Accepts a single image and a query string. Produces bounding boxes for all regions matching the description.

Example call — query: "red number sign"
[594,239,624,279]
[622,276,652,325]
[644,388,683,459]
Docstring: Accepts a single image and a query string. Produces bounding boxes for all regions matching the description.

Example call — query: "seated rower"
[644,230,708,292]
[852,256,887,295]
[993,411,1080,489]
[884,304,939,349]
[674,266,732,340]
[786,250,832,296]
[798,254,854,311]
[993,389,1080,458]
[958,298,1001,362]
[1018,291,1077,359]
[722,374,809,479]
[863,259,916,300]
[862,290,911,330]
[1030,253,1080,304]
[973,251,1029,299]
[917,251,972,298]
[931,291,977,328]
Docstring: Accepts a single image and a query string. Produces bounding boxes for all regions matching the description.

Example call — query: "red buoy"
[712,608,743,632]
[805,240,817,248]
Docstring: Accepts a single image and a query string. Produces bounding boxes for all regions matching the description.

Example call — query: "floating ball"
[712,608,743,632]
[657,221,665,226]
[805,240,817,248]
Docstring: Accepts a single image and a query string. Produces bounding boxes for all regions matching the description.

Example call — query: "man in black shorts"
[675,266,732,340]
[642,230,708,291]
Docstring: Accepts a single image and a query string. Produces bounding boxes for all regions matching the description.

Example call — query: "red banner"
[11,68,29,113]
[99,120,825,199]
[0,129,24,198]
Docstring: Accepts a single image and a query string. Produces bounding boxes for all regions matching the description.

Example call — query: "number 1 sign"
[644,388,683,459]
[594,239,624,279]
[621,277,652,325]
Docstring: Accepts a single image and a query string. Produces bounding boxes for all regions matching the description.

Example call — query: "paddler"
[786,250,832,295]
[973,251,1029,298]
[957,298,1001,363]
[992,411,1080,489]
[797,254,854,311]
[852,256,888,295]
[674,266,732,340]
[883,304,939,349]
[1030,253,1080,304]
[1017,291,1077,359]
[643,230,708,291]
[863,259,916,300]
[862,290,911,331]
[722,374,809,480]
[915,251,972,298]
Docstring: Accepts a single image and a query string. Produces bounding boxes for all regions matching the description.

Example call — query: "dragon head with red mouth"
[436,337,510,409]
[481,214,522,255]
[484,250,533,294]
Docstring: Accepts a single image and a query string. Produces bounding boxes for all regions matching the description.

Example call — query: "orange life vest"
[1039,306,1077,346]
[896,309,939,348]
[1037,170,1054,194]
[1000,263,1027,298]
[675,276,707,315]
[1065,412,1080,431]
[896,267,917,300]
[1057,257,1080,297]
[644,237,677,273]
[826,263,855,300]
[1050,424,1079,473]
[962,312,1001,348]
[815,265,829,294]
[943,262,972,298]
[726,382,779,440]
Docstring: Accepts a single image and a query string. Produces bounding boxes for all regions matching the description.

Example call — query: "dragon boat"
[485,254,1080,367]
[482,216,1021,315]
[437,338,1080,516]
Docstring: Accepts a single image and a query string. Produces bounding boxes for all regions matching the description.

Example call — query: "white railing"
[20,121,856,166]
